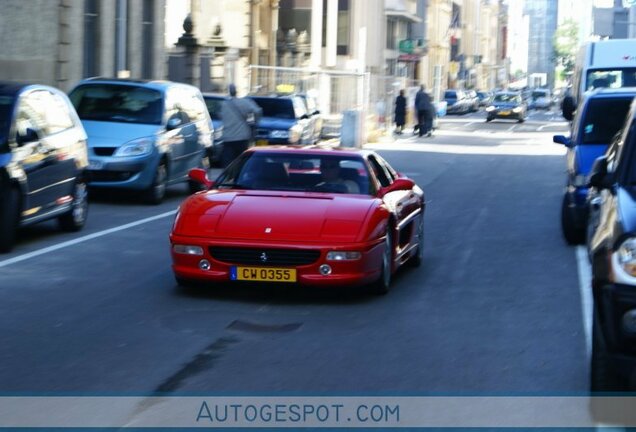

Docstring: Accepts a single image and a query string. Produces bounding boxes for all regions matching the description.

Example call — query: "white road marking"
[0,210,177,269]
[575,245,593,358]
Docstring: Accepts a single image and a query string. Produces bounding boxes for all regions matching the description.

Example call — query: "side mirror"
[313,110,320,115]
[562,95,575,121]
[166,116,183,131]
[378,178,415,197]
[300,114,309,120]
[553,135,572,147]
[16,128,39,145]
[188,168,213,190]
[588,156,614,190]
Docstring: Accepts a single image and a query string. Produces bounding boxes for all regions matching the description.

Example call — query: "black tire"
[590,310,624,392]
[0,186,20,253]
[145,162,167,205]
[408,216,424,267]
[371,229,393,295]
[561,193,585,245]
[59,180,88,232]
[518,117,525,123]
[486,117,492,122]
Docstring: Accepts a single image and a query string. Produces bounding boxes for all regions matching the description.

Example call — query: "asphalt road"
[0,112,586,395]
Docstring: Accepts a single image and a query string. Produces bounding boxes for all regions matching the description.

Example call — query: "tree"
[553,19,579,79]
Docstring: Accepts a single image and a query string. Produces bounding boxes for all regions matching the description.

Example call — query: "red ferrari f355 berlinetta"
[170,146,425,294]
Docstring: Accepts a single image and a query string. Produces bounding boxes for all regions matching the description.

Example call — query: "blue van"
[554,88,636,244]
[69,78,212,204]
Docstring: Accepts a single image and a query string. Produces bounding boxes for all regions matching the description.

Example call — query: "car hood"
[81,120,161,148]
[174,190,376,243]
[258,117,297,130]
[575,144,607,175]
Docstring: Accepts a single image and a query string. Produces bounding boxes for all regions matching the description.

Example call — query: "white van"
[570,39,636,107]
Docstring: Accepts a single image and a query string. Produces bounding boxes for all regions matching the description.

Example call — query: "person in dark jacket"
[414,85,434,137]
[394,90,407,134]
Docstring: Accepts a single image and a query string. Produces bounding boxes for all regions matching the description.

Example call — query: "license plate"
[88,160,103,170]
[230,266,296,282]
[256,139,269,146]
[499,110,511,115]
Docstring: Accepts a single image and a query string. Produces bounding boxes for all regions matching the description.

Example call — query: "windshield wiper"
[216,182,252,190]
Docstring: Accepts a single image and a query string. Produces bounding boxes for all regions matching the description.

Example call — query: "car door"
[163,89,189,179]
[13,90,75,217]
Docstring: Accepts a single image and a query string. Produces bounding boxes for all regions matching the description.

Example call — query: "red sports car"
[170,146,425,294]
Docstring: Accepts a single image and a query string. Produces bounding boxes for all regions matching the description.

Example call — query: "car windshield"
[531,90,549,99]
[204,97,223,120]
[214,152,371,195]
[444,91,457,99]
[581,97,634,145]
[69,84,163,125]
[250,98,296,119]
[0,95,15,149]
[493,93,520,103]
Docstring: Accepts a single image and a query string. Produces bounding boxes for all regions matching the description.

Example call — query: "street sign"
[398,39,414,54]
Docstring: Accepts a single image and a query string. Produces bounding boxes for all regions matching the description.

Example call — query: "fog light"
[622,309,636,334]
[326,251,361,261]
[319,264,332,276]
[199,259,211,271]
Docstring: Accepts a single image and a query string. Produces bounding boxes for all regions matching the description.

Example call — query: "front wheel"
[371,230,393,295]
[59,180,88,232]
[145,162,167,205]
[0,186,20,253]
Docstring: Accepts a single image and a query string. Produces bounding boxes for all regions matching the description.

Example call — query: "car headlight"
[173,245,204,256]
[270,130,289,139]
[486,106,496,112]
[114,137,153,157]
[213,126,223,141]
[326,251,362,261]
[612,237,636,283]
[288,125,303,144]
[513,107,522,113]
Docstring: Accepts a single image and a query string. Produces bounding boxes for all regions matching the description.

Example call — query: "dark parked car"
[248,95,313,145]
[554,88,636,244]
[586,96,636,391]
[69,78,213,204]
[0,82,89,252]
[202,93,225,165]
[485,92,526,122]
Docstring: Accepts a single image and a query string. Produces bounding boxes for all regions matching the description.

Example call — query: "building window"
[451,3,461,29]
[386,18,396,49]
[322,0,349,55]
[83,0,99,77]
[142,0,154,79]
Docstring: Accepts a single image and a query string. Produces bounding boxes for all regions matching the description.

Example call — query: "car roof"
[244,145,373,158]
[0,81,60,97]
[74,77,192,92]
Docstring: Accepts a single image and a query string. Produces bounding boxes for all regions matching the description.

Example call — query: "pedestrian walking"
[394,90,406,134]
[414,85,434,137]
[220,83,262,167]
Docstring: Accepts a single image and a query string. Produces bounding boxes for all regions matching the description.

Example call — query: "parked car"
[202,93,225,166]
[297,93,323,144]
[171,146,425,294]
[476,90,493,107]
[485,92,527,122]
[443,89,470,114]
[554,88,636,244]
[69,78,213,204]
[585,96,636,391]
[465,89,480,112]
[529,88,552,110]
[0,82,89,252]
[248,95,313,145]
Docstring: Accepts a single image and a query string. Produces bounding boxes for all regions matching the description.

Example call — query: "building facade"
[0,0,166,92]
[524,0,558,88]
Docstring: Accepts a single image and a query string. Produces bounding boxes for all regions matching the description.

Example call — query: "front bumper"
[597,282,636,375]
[488,109,523,120]
[170,235,385,287]
[86,151,160,190]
